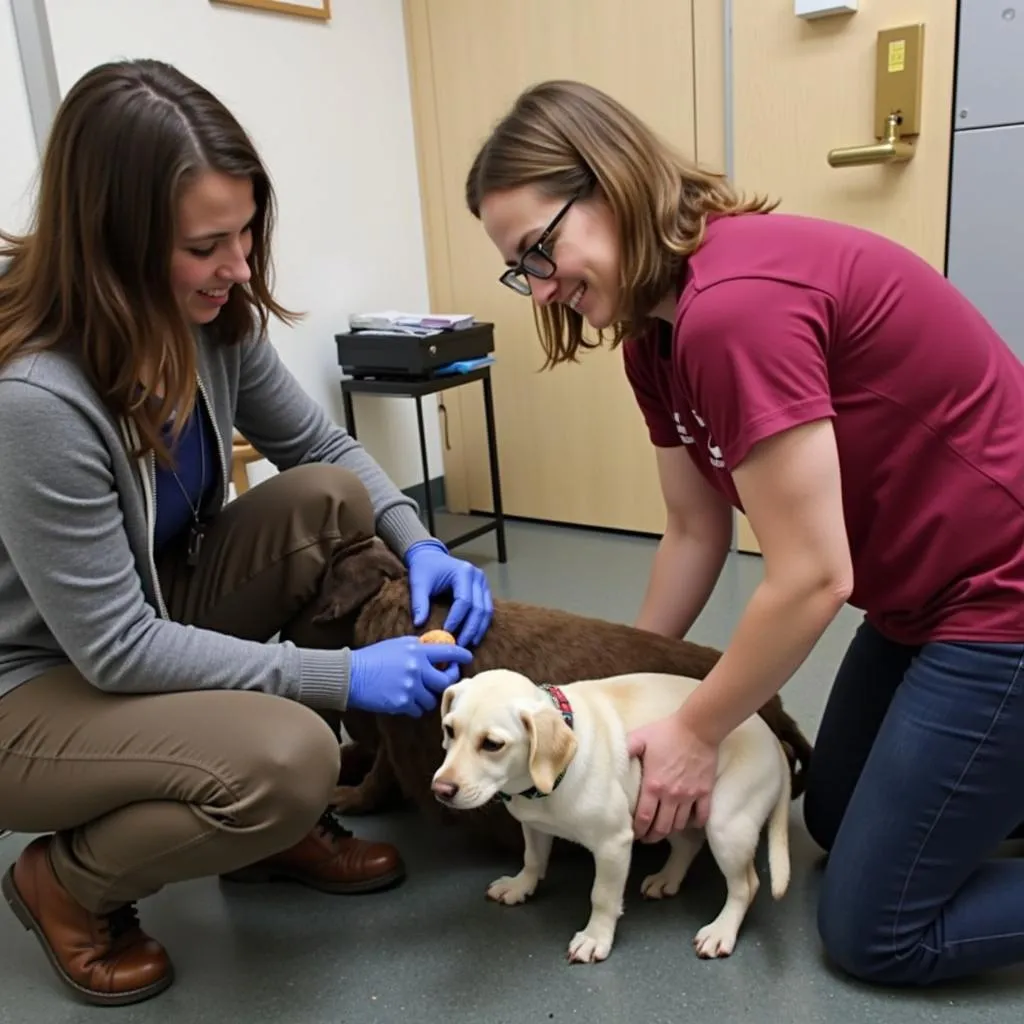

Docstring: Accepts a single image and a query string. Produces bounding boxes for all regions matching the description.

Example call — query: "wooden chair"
[231,430,262,495]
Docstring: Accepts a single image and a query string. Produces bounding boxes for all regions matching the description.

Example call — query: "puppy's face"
[431,669,578,810]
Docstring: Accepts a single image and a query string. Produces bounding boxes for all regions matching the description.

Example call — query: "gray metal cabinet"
[946,124,1024,361]
[953,3,1024,130]
[946,2,1024,362]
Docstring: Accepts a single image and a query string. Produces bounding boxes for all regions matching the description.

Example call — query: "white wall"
[2,0,444,492]
[0,1,39,236]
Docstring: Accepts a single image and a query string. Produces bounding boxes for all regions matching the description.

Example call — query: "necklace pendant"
[187,520,205,568]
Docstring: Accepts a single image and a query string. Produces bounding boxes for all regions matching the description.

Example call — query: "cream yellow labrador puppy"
[431,668,791,964]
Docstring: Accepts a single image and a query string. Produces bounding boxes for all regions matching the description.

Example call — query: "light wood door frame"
[693,0,751,555]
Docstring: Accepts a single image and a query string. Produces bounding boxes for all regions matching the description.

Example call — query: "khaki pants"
[0,464,377,913]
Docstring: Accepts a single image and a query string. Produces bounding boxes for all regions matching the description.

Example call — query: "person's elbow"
[86,647,140,694]
[825,568,854,606]
[815,571,854,622]
[802,544,851,606]
[81,616,158,694]
[757,517,853,607]
[774,553,853,619]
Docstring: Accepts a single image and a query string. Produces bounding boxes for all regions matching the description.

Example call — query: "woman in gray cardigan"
[0,57,491,1007]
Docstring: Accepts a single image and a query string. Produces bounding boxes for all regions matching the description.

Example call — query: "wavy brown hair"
[465,79,777,368]
[0,58,300,465]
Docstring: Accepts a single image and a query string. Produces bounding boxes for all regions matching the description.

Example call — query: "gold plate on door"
[875,23,925,138]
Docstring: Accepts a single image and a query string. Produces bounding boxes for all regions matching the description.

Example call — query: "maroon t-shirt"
[623,212,1024,645]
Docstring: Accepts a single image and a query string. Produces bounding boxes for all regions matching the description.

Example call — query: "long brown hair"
[0,58,300,464]
[465,79,777,367]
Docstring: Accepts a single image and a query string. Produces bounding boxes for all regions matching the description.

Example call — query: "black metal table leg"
[343,389,357,440]
[482,371,507,563]
[338,356,506,563]
[414,395,436,537]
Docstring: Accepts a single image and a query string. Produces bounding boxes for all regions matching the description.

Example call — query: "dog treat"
[419,629,456,671]
[419,629,456,645]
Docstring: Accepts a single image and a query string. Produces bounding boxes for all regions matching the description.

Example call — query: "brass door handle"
[828,112,915,167]
[827,23,925,170]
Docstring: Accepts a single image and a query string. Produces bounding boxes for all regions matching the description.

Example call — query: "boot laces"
[317,808,354,842]
[104,903,141,942]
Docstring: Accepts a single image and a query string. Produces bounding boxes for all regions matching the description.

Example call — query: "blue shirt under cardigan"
[153,401,217,553]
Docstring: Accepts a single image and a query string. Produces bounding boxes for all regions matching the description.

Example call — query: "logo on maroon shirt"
[676,410,726,470]
[672,412,694,446]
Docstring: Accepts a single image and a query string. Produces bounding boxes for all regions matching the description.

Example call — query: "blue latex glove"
[404,540,493,647]
[348,636,473,716]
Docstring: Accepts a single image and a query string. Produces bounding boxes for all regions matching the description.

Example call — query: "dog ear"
[440,682,462,723]
[520,705,577,795]
[311,538,407,625]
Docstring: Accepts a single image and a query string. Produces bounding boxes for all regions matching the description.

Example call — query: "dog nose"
[431,779,459,802]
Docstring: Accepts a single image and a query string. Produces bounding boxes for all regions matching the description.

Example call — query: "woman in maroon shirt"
[464,78,1024,987]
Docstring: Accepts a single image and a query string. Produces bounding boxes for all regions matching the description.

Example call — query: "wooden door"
[727,0,958,552]
[404,0,723,534]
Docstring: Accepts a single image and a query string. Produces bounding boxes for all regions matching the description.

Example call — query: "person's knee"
[817,866,937,987]
[817,881,877,981]
[235,700,341,841]
[281,463,375,539]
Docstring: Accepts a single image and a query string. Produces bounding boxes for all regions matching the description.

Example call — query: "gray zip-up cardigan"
[0,329,433,711]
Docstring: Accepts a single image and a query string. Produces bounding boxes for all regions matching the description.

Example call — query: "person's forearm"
[634,526,729,639]
[677,576,849,745]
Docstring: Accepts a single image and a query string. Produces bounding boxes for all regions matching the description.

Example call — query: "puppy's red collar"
[542,684,574,729]
[496,684,574,802]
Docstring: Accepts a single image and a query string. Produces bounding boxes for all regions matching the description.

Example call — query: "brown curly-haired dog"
[291,538,813,854]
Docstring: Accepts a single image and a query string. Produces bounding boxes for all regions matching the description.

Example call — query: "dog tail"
[767,740,792,900]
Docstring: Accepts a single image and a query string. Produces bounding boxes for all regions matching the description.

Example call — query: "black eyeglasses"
[499,190,582,296]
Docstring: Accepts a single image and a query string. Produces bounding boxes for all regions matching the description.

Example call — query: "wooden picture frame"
[210,0,330,21]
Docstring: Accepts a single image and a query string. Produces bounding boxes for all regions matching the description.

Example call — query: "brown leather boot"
[2,835,173,1006]
[220,809,405,893]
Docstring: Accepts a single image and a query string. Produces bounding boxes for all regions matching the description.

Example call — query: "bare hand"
[626,714,719,844]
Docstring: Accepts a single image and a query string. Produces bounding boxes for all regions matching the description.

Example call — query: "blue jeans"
[803,618,1024,986]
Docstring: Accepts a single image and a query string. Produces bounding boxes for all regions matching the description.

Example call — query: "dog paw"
[693,921,738,959]
[567,929,613,964]
[486,874,536,905]
[640,870,682,899]
[329,784,378,816]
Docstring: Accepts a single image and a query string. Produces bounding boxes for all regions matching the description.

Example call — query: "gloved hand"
[348,636,473,716]
[404,540,493,647]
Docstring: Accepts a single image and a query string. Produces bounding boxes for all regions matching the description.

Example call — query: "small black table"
[340,365,507,563]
